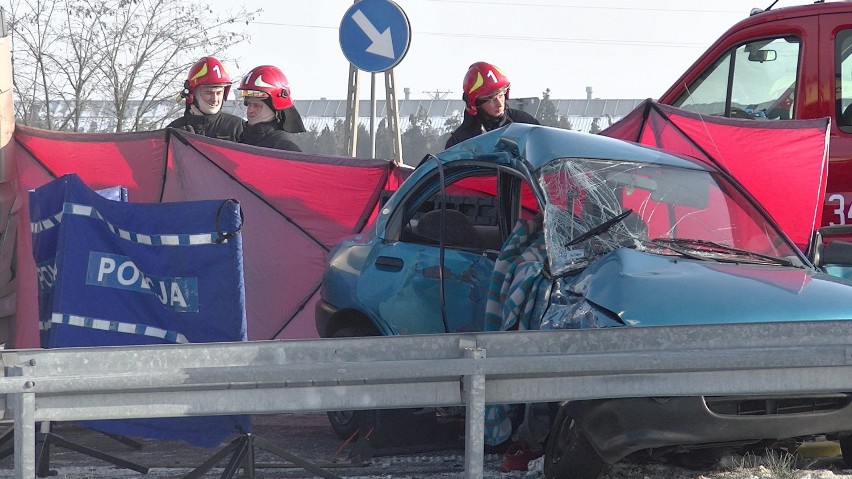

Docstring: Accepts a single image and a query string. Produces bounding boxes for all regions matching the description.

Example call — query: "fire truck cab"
[658,1,852,229]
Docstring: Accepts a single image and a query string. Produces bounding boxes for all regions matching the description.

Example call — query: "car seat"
[415,209,479,248]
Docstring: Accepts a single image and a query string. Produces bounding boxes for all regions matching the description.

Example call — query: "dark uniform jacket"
[445,108,540,149]
[240,121,302,152]
[167,112,244,142]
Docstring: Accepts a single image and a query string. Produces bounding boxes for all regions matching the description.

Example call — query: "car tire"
[326,409,367,440]
[544,404,605,479]
[326,325,378,439]
[840,435,852,467]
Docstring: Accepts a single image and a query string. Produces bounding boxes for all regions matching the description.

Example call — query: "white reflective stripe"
[50,313,189,344]
[70,204,94,217]
[189,234,214,245]
[160,235,181,246]
[31,212,63,233]
[30,202,230,246]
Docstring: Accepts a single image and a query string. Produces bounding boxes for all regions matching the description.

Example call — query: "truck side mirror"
[748,49,777,62]
[823,240,852,264]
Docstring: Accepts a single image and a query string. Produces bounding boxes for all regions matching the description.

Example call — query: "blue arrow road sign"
[339,0,411,73]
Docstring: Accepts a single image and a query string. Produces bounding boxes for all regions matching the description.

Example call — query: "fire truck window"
[673,36,800,121]
[836,30,852,129]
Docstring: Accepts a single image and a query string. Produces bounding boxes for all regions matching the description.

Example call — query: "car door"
[822,15,852,227]
[355,164,533,335]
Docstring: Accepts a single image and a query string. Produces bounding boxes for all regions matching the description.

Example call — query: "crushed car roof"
[440,123,711,172]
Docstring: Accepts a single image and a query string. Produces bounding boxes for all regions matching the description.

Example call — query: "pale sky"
[220,0,814,101]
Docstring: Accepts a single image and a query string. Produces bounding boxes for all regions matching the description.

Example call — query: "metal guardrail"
[2,320,852,478]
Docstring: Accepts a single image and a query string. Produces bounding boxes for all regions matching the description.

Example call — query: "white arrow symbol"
[351,9,395,59]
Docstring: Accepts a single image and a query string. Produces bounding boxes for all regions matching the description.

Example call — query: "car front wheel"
[326,325,378,439]
[544,403,605,479]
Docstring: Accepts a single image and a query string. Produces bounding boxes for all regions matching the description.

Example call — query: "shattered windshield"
[539,158,803,276]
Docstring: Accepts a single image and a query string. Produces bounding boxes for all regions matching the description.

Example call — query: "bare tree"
[9,0,257,132]
[53,0,104,131]
[9,0,64,128]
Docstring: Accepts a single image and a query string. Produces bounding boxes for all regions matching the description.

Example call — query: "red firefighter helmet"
[238,65,294,110]
[462,61,510,115]
[183,56,232,106]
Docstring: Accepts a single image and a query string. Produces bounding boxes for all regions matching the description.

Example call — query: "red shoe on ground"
[499,442,544,472]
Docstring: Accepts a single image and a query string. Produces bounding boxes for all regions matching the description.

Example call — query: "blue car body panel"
[357,241,494,335]
[558,248,852,328]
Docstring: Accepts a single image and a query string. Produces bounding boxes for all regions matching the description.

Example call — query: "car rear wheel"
[326,325,378,439]
[544,403,605,479]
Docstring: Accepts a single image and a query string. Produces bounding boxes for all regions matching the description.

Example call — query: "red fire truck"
[657,1,852,229]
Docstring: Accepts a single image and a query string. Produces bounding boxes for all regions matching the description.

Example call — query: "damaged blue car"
[316,123,852,478]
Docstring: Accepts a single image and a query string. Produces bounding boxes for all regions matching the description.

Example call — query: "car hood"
[568,248,852,326]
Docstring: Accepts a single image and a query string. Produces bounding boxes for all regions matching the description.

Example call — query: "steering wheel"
[729,107,756,119]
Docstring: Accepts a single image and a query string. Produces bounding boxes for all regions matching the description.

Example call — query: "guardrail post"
[462,346,485,479]
[8,366,36,479]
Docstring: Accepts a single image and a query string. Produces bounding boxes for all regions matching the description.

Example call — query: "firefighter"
[167,56,244,141]
[445,61,540,149]
[237,65,306,152]
[444,64,545,470]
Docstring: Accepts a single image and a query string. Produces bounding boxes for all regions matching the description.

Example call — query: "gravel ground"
[4,454,852,479]
[0,413,850,479]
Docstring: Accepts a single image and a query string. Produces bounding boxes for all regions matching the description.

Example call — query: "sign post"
[339,0,411,159]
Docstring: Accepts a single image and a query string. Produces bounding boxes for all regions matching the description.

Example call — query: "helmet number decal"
[487,70,498,84]
[212,64,222,79]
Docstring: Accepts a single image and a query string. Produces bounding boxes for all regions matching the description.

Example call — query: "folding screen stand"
[0,422,149,477]
[0,425,12,459]
[183,428,342,479]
